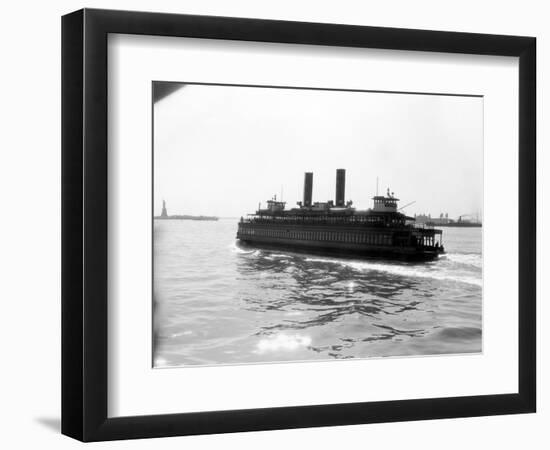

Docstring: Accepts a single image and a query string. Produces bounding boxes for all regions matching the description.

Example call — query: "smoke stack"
[303,172,313,207]
[335,169,346,207]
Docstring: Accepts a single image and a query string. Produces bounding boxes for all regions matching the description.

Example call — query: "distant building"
[415,212,452,225]
[155,199,218,221]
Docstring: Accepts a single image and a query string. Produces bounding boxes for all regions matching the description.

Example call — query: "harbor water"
[153,219,482,367]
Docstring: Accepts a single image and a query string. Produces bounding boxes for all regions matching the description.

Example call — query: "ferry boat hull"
[237,237,442,261]
[236,229,444,261]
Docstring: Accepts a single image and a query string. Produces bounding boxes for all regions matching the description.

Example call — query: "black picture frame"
[61,8,536,442]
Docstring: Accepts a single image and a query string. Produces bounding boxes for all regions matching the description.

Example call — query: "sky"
[153,82,483,219]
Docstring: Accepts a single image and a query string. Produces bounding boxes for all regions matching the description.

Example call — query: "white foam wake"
[444,253,483,268]
[304,256,482,287]
[229,241,259,255]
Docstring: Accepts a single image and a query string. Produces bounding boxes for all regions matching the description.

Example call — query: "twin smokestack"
[303,169,346,207]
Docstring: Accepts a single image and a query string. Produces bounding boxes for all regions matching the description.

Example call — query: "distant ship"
[435,222,481,228]
[155,200,219,221]
[415,213,482,228]
[236,169,444,261]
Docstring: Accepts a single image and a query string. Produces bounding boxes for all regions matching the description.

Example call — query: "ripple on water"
[154,221,482,366]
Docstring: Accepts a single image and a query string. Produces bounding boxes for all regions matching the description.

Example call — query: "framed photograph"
[62,8,536,441]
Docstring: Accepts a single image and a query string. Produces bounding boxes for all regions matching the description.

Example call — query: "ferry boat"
[236,169,444,261]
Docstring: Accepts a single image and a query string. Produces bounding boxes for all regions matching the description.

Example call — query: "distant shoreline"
[154,215,219,221]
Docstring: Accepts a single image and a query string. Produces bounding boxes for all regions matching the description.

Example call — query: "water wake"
[444,253,483,268]
[304,256,482,287]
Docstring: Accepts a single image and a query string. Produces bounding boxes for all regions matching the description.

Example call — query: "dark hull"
[237,236,443,262]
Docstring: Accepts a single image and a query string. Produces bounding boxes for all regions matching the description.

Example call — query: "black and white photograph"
[152,81,483,367]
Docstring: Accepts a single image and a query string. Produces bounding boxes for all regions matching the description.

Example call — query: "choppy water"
[153,220,482,367]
